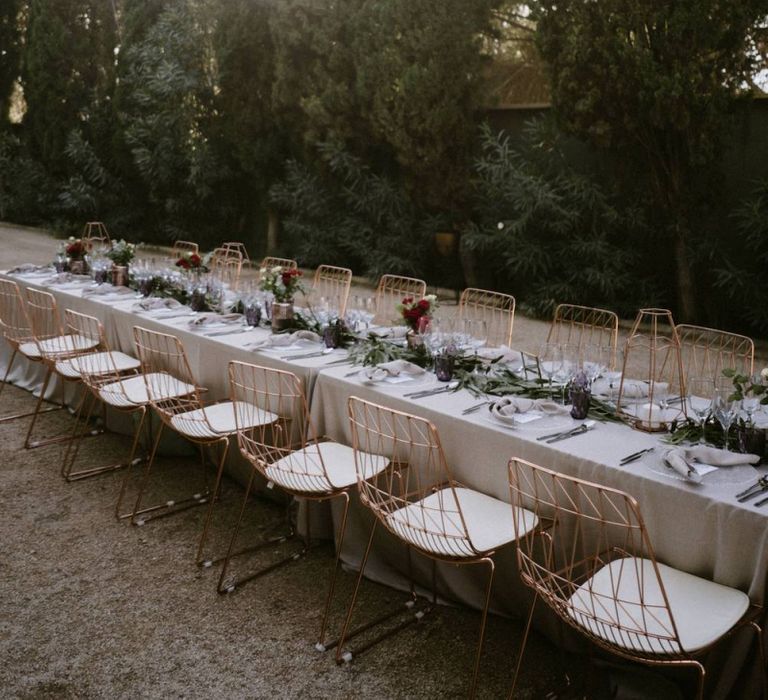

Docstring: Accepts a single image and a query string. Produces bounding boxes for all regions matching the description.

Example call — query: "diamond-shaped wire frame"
[617,308,687,432]
[82,221,111,250]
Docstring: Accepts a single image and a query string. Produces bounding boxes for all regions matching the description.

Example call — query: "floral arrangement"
[175,251,205,271]
[259,266,304,303]
[105,239,136,266]
[65,237,86,260]
[397,294,438,332]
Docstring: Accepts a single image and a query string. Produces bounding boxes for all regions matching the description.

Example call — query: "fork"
[462,400,489,415]
[736,476,768,502]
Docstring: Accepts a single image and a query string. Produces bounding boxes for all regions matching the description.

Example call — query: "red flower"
[402,297,413,306]
[189,254,201,267]
[417,299,430,311]
[176,258,190,269]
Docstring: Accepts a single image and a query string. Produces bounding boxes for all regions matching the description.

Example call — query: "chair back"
[210,247,243,290]
[458,287,515,347]
[260,256,297,272]
[82,221,111,250]
[310,265,352,318]
[132,326,205,430]
[0,279,32,346]
[347,396,480,558]
[373,274,427,325]
[25,288,62,343]
[171,240,199,257]
[675,324,754,387]
[507,458,685,659]
[547,303,619,366]
[229,361,340,495]
[61,309,121,383]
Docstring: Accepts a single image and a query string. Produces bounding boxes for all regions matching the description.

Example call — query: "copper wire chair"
[129,326,273,564]
[82,221,111,250]
[220,362,388,651]
[22,288,101,449]
[0,279,65,424]
[458,287,516,348]
[210,247,243,290]
[310,264,353,318]
[57,310,144,482]
[674,324,754,388]
[170,240,199,257]
[340,397,538,697]
[373,274,427,326]
[260,256,297,272]
[547,303,619,367]
[507,458,765,699]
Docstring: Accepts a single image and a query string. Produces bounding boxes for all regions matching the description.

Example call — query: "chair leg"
[128,421,208,525]
[195,437,230,566]
[469,557,495,699]
[213,477,307,594]
[115,409,150,520]
[334,520,429,665]
[315,491,351,652]
[63,399,145,482]
[0,351,64,424]
[748,621,767,700]
[508,593,537,699]
[23,366,52,448]
[61,388,97,478]
[692,660,706,700]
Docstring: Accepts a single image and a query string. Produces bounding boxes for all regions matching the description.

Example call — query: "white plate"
[481,408,574,433]
[358,369,434,388]
[642,449,758,486]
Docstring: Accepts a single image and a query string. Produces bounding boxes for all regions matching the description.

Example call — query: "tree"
[0,0,21,125]
[532,0,768,321]
[21,0,117,174]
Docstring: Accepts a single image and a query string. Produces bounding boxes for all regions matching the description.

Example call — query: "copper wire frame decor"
[81,221,111,250]
[617,308,687,432]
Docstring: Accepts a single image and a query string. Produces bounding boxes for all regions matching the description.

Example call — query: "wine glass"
[538,342,564,400]
[712,387,737,451]
[687,377,714,443]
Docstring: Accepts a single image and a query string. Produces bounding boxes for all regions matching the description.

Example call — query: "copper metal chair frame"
[310,264,353,318]
[0,279,64,424]
[217,362,359,654]
[674,323,754,389]
[23,288,103,450]
[260,256,297,271]
[373,274,427,326]
[458,287,516,348]
[339,397,519,698]
[59,310,146,482]
[170,240,199,257]
[507,457,766,699]
[547,303,619,367]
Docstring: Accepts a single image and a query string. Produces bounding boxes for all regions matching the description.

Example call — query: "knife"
[203,327,250,337]
[619,447,654,465]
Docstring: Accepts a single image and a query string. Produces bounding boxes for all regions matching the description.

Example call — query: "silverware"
[546,420,596,444]
[203,327,250,337]
[462,400,489,415]
[755,494,768,507]
[324,357,352,366]
[537,427,575,442]
[345,369,360,377]
[404,383,457,399]
[736,476,768,502]
[280,349,330,360]
[619,447,654,465]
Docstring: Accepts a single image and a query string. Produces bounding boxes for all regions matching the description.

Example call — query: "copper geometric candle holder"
[81,221,111,250]
[617,308,687,432]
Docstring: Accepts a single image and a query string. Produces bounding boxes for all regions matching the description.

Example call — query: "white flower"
[761,367,768,381]
[424,294,438,304]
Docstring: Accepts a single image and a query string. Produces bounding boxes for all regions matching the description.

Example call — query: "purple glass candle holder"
[244,304,262,327]
[434,354,455,382]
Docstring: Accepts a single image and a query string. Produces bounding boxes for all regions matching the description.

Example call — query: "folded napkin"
[247,330,322,349]
[592,377,667,399]
[475,345,522,364]
[369,326,409,340]
[188,313,242,327]
[8,263,49,274]
[82,285,134,297]
[663,445,760,482]
[364,359,426,382]
[133,298,182,312]
[490,397,570,425]
[43,272,77,285]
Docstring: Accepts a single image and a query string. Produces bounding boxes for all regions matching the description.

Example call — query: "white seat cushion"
[55,351,140,379]
[39,334,99,357]
[170,401,277,440]
[566,557,750,654]
[98,373,195,408]
[386,487,537,559]
[265,441,388,494]
[18,341,41,359]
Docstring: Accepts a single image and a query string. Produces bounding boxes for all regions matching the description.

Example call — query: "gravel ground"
[0,222,720,698]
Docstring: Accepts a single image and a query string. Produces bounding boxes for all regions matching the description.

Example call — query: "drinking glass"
[687,377,714,443]
[538,343,564,400]
[712,387,737,451]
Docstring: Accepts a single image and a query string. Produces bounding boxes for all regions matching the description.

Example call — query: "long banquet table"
[2,269,766,698]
